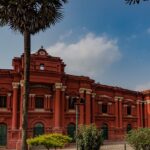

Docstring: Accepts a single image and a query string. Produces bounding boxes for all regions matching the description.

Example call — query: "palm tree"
[125,0,148,4]
[0,0,67,150]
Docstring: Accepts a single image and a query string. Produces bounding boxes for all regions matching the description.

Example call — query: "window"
[35,97,44,109]
[127,105,131,115]
[33,123,44,137]
[40,64,45,70]
[102,103,107,113]
[0,96,7,108]
[68,97,76,109]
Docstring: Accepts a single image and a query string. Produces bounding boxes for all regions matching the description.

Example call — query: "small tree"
[76,124,103,150]
[27,133,72,150]
[126,128,150,150]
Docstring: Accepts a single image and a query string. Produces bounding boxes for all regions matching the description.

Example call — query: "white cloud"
[47,33,121,80]
[135,82,150,91]
[59,30,73,40]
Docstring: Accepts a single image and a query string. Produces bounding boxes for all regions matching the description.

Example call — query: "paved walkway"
[30,143,134,150]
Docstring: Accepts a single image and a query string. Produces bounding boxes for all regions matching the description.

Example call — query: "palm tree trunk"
[21,31,31,150]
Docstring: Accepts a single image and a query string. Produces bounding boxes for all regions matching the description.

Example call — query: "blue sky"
[0,0,150,91]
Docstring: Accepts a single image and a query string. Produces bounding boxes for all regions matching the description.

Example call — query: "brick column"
[20,80,24,129]
[137,100,141,127]
[114,97,119,128]
[119,98,123,128]
[85,89,92,125]
[92,93,96,123]
[147,100,150,127]
[140,101,143,127]
[44,94,51,110]
[65,96,69,112]
[12,82,19,129]
[123,104,127,116]
[79,88,85,125]
[108,102,112,114]
[61,86,66,127]
[144,101,148,127]
[7,93,11,110]
[54,83,62,130]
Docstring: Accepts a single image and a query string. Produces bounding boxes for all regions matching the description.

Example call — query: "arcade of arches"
[0,48,150,149]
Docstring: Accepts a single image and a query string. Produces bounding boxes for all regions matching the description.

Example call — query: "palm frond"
[125,0,149,4]
[0,0,68,34]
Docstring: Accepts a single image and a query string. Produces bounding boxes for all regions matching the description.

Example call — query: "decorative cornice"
[99,95,112,99]
[12,82,20,89]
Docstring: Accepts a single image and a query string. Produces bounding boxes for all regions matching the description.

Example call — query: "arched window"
[127,124,132,133]
[0,124,7,146]
[33,123,44,137]
[101,123,108,140]
[67,123,76,140]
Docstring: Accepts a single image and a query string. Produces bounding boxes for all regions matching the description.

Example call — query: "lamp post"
[75,97,85,150]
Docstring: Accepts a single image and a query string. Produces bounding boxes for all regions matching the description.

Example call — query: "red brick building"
[0,48,150,149]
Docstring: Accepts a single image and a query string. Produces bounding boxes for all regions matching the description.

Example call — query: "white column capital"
[108,102,112,105]
[66,96,69,99]
[98,101,102,104]
[145,100,150,104]
[55,83,62,89]
[7,93,11,97]
[114,96,123,101]
[61,86,67,91]
[79,88,86,94]
[12,82,20,89]
[29,94,35,97]
[45,94,52,98]
[20,80,24,87]
[86,89,92,95]
[92,93,96,98]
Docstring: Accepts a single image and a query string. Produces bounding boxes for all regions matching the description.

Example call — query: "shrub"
[126,128,150,150]
[27,133,72,150]
[76,124,103,150]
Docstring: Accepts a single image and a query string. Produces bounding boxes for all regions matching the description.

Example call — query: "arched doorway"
[33,123,44,137]
[127,124,132,133]
[67,123,76,140]
[101,124,108,140]
[0,124,7,146]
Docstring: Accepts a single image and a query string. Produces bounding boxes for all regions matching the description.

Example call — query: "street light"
[75,97,85,150]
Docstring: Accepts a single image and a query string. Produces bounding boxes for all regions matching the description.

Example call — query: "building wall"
[0,48,149,149]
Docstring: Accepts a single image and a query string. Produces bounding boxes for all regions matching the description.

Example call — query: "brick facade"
[0,48,149,149]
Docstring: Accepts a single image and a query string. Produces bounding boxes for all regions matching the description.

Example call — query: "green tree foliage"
[0,1,68,150]
[76,124,103,150]
[27,133,72,150]
[126,128,150,150]
[125,0,148,4]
